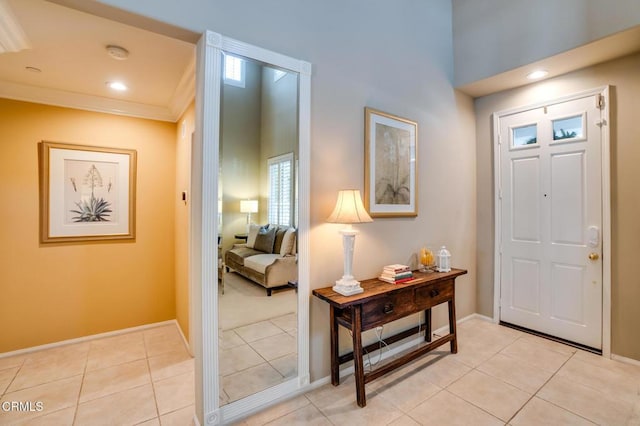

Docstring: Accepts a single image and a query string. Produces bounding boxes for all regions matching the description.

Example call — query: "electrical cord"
[349,310,433,373]
[349,327,389,372]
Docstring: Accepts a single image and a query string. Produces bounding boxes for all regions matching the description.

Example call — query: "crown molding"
[0,0,31,53]
[0,80,177,122]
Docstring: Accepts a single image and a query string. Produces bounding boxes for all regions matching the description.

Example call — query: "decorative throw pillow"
[246,224,268,248]
[253,226,277,253]
[280,227,297,256]
[273,226,289,254]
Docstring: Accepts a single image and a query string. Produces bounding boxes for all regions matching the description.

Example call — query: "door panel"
[550,151,585,245]
[550,263,585,324]
[511,258,540,314]
[512,157,541,242]
[499,94,603,349]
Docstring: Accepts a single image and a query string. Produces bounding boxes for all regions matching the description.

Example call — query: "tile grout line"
[5,345,90,424]
[442,385,506,423]
[71,343,91,426]
[504,347,581,424]
[441,333,526,424]
[375,380,444,425]
[303,394,337,426]
[221,322,297,394]
[0,357,26,399]
[143,327,162,424]
[527,350,614,424]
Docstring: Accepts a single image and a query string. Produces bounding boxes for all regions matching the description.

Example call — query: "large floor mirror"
[218,52,299,404]
[194,32,310,425]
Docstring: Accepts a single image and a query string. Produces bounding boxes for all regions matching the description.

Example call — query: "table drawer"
[415,280,453,310]
[361,289,415,330]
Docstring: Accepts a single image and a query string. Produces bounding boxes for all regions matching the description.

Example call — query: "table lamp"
[240,199,258,233]
[326,189,373,295]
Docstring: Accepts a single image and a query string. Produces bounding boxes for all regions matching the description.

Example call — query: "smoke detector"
[106,45,129,60]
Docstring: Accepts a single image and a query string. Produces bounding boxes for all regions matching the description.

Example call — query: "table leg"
[448,298,457,353]
[351,305,366,407]
[425,308,432,342]
[330,305,340,386]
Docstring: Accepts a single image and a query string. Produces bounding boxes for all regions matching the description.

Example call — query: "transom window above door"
[223,53,245,88]
[552,113,585,142]
[511,123,538,147]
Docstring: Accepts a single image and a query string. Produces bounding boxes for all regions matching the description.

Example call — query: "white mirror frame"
[191,30,311,425]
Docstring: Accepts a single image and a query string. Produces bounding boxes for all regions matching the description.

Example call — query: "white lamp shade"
[326,190,372,224]
[240,199,258,214]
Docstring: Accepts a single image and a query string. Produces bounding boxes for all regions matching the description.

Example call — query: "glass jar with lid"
[436,246,451,272]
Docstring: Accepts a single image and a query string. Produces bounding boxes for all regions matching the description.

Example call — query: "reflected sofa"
[224,224,297,296]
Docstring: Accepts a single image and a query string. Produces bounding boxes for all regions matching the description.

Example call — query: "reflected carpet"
[218,272,297,330]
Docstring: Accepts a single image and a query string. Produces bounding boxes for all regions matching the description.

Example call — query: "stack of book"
[379,264,413,284]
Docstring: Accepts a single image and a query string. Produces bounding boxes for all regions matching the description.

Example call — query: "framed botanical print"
[364,107,418,217]
[39,141,137,243]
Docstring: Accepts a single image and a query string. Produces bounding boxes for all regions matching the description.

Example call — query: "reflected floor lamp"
[326,189,373,296]
[240,199,258,233]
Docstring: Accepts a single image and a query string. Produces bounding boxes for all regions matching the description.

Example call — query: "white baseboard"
[611,353,640,366]
[0,320,178,359]
[174,319,193,356]
[468,313,495,323]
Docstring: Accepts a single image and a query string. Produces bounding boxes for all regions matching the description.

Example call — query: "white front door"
[498,92,605,349]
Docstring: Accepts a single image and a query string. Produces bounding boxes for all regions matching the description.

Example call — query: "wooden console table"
[313,268,467,407]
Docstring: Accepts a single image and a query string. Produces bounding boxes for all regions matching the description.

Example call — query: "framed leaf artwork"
[39,141,137,243]
[364,108,418,217]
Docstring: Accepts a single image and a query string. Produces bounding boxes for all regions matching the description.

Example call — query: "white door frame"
[492,86,611,357]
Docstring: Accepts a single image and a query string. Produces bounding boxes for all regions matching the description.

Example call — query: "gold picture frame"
[364,107,418,218]
[39,141,137,243]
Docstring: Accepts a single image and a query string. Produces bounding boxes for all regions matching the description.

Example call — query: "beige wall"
[0,98,177,352]
[175,102,195,343]
[475,52,640,360]
[259,67,298,225]
[310,89,477,370]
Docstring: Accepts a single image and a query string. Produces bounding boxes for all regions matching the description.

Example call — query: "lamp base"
[333,277,364,296]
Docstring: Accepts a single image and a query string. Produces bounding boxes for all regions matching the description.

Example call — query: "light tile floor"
[237,319,640,426]
[0,324,196,425]
[2,318,640,425]
[220,313,298,405]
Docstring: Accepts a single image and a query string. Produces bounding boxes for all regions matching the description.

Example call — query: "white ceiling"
[0,0,195,122]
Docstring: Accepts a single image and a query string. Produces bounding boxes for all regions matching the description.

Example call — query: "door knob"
[588,253,599,261]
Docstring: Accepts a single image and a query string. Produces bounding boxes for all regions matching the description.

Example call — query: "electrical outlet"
[375,326,383,333]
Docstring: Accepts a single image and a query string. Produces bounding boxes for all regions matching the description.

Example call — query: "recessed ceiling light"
[527,70,549,80]
[106,81,128,91]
